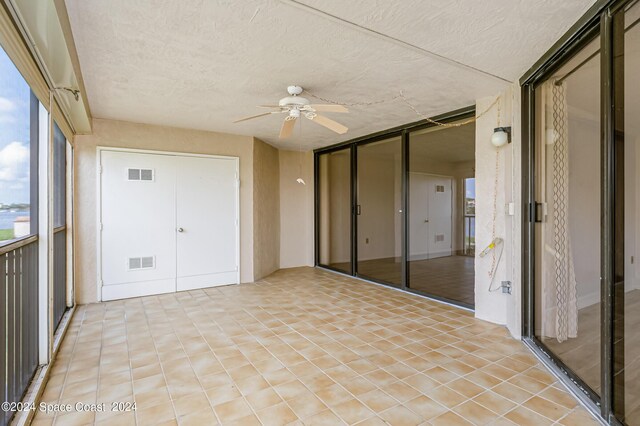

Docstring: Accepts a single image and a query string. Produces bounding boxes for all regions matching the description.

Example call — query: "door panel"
[356,136,402,287]
[426,176,452,258]
[409,173,429,260]
[532,36,601,396]
[100,151,177,300]
[318,148,352,273]
[176,156,238,290]
[408,173,452,259]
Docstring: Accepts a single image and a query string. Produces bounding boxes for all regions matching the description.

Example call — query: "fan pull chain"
[303,89,402,107]
[303,89,499,128]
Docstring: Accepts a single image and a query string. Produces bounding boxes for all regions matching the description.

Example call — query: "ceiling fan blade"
[257,105,284,109]
[233,112,274,123]
[309,114,348,134]
[279,117,297,139]
[309,104,349,113]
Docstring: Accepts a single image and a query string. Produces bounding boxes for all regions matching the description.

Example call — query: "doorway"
[314,109,476,309]
[99,149,239,301]
[523,1,640,423]
[356,135,403,287]
[407,122,476,307]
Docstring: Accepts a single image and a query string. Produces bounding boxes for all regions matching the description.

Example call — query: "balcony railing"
[1,236,39,426]
[464,215,475,256]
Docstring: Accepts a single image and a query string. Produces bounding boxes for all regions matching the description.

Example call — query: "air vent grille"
[128,168,154,181]
[435,185,445,193]
[128,256,155,270]
[128,168,140,180]
[435,234,445,242]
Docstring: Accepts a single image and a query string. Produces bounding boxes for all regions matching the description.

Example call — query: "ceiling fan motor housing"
[287,85,303,96]
[278,96,310,107]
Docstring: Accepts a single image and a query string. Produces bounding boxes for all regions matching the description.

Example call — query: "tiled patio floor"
[34,267,598,425]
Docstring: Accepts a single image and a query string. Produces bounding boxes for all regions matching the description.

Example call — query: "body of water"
[0,210,29,229]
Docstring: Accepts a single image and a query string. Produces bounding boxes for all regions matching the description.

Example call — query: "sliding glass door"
[315,110,476,307]
[523,1,639,423]
[532,34,602,397]
[618,2,639,423]
[356,136,402,287]
[317,147,352,274]
[407,123,476,307]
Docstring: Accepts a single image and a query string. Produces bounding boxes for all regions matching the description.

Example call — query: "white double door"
[409,173,452,260]
[99,150,239,301]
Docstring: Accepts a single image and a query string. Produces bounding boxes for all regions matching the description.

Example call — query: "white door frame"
[96,147,240,302]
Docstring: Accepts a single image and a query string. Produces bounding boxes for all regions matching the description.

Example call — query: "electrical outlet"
[501,281,512,294]
[366,238,369,244]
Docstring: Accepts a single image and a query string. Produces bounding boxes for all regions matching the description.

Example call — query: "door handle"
[424,219,429,223]
[177,227,184,233]
[530,202,544,223]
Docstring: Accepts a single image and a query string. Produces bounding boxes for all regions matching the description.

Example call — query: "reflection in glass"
[533,37,601,395]
[356,137,402,286]
[407,123,475,306]
[318,148,351,273]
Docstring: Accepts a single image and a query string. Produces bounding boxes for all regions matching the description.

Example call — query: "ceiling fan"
[233,86,349,138]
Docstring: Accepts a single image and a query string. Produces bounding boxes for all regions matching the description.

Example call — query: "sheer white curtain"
[540,80,578,342]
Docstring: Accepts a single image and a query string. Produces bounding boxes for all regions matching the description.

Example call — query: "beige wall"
[74,118,255,304]
[279,150,314,268]
[253,138,280,280]
[475,84,522,338]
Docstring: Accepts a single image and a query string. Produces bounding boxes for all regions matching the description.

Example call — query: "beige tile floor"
[33,267,599,426]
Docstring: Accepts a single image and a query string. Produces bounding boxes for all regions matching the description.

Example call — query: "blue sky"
[465,177,475,199]
[0,46,31,205]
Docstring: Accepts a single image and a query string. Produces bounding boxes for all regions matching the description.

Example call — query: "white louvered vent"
[127,168,154,181]
[435,234,445,243]
[435,185,445,193]
[128,256,155,270]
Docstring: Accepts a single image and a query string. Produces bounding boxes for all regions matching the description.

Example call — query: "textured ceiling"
[410,124,475,164]
[65,0,596,150]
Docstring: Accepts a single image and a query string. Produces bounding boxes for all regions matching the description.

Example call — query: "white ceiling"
[65,0,596,150]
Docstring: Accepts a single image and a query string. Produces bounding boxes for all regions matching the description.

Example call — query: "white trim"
[96,146,239,160]
[95,148,102,301]
[66,142,74,308]
[37,101,51,365]
[96,146,241,301]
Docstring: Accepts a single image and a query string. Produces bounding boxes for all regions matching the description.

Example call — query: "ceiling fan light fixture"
[289,109,301,119]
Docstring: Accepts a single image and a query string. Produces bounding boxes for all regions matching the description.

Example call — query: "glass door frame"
[353,131,404,288]
[314,106,476,307]
[314,144,356,275]
[521,0,632,423]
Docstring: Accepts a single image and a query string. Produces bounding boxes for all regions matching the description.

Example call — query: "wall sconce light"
[491,126,511,147]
